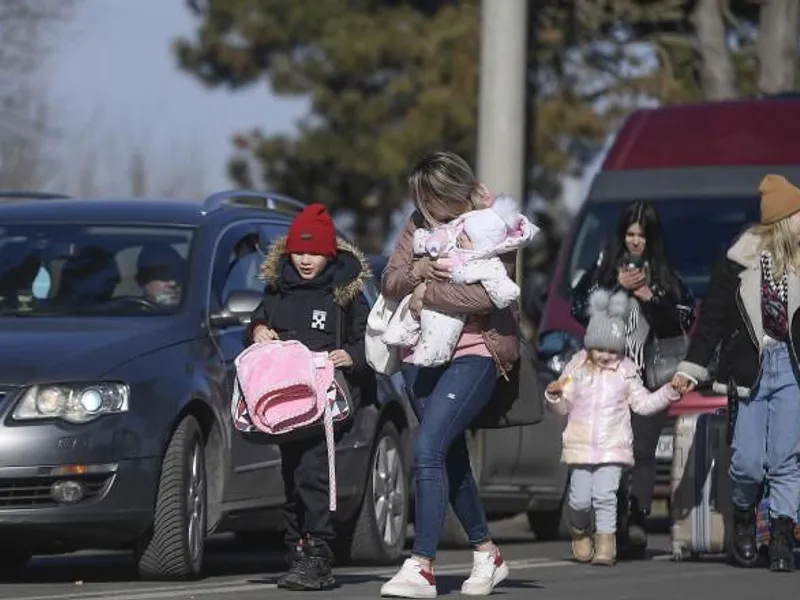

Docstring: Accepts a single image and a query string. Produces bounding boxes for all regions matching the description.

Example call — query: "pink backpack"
[231,340,343,510]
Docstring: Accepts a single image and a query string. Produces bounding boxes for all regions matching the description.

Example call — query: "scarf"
[625,297,650,371]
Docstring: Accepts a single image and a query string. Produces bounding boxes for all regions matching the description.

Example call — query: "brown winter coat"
[381,212,520,375]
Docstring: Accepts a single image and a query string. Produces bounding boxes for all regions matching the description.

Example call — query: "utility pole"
[476,0,530,327]
[476,0,529,207]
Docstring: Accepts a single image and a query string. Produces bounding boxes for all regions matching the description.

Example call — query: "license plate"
[655,434,674,460]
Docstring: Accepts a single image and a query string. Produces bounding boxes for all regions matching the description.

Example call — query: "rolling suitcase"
[670,411,732,560]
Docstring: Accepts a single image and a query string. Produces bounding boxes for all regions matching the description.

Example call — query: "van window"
[563,197,759,298]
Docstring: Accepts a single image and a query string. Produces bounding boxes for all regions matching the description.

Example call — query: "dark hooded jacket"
[245,236,374,406]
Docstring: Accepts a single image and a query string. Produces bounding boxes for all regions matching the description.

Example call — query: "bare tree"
[692,0,738,100]
[0,0,79,190]
[756,0,800,94]
[59,124,209,199]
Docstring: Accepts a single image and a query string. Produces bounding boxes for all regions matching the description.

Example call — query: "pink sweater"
[402,319,491,364]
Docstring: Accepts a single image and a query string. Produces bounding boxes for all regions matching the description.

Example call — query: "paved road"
[2,516,798,599]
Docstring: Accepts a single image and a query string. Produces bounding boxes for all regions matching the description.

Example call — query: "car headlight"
[537,330,582,376]
[12,383,129,424]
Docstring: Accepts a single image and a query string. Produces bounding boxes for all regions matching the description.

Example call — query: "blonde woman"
[673,174,800,573]
[380,151,519,598]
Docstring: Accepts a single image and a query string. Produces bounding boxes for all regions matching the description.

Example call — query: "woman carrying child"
[246,203,372,591]
[547,290,682,566]
[380,151,521,599]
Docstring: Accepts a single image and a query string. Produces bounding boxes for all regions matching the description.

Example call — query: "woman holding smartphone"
[570,200,695,558]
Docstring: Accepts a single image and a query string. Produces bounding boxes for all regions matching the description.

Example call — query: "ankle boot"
[731,506,759,568]
[591,534,616,566]
[768,517,796,573]
[280,536,335,590]
[626,499,648,558]
[278,541,308,589]
[571,527,594,563]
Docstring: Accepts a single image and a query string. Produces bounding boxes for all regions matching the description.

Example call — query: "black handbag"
[470,252,545,430]
[470,333,545,429]
[644,334,690,389]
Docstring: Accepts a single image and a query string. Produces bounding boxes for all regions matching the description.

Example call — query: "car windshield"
[565,197,760,298]
[0,224,194,316]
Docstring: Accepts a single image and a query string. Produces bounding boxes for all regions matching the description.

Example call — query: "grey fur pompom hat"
[583,290,630,354]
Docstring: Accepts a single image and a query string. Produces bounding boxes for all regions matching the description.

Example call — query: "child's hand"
[457,232,473,249]
[329,349,353,368]
[253,325,279,343]
[546,379,565,397]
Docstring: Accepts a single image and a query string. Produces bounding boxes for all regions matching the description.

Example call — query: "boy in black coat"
[246,204,371,590]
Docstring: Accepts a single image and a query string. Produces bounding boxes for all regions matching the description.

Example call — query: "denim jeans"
[730,342,800,520]
[403,356,497,559]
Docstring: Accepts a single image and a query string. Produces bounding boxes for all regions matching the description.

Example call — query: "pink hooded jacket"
[545,350,680,466]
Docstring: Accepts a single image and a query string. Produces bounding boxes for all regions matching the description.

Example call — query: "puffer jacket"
[382,211,519,374]
[546,350,679,465]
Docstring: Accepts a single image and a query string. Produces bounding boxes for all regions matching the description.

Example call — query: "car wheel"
[136,415,207,580]
[341,421,408,565]
[527,505,569,541]
[0,550,32,576]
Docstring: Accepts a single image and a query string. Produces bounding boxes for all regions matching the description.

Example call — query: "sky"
[45,0,309,194]
[42,0,595,214]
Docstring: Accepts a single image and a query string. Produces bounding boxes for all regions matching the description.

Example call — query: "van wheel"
[339,421,408,565]
[527,506,569,541]
[136,416,207,580]
[440,509,470,548]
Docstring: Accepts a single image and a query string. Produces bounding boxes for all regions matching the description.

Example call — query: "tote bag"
[365,293,401,376]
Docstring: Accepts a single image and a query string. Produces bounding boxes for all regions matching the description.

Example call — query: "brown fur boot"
[571,528,594,563]
[591,533,616,566]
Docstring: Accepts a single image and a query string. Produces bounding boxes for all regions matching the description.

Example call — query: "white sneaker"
[380,558,437,598]
[460,547,509,596]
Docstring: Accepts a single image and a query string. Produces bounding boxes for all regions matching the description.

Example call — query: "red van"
[528,98,800,537]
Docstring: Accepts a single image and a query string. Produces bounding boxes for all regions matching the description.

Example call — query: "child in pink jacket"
[545,290,681,566]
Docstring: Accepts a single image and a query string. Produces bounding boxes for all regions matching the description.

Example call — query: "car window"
[0,224,193,316]
[563,197,759,298]
[212,221,288,308]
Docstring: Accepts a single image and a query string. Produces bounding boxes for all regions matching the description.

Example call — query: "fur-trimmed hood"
[259,236,372,306]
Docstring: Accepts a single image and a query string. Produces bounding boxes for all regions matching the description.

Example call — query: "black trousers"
[618,407,670,515]
[280,433,337,547]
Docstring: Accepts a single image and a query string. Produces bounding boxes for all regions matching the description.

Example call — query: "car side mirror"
[209,290,262,328]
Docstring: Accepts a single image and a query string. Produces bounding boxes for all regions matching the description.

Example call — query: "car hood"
[0,318,190,385]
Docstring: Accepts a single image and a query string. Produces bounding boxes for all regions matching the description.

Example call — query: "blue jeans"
[730,342,800,520]
[403,356,497,559]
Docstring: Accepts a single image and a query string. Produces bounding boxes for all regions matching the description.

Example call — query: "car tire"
[339,421,408,565]
[136,415,207,580]
[0,550,32,576]
[526,505,570,541]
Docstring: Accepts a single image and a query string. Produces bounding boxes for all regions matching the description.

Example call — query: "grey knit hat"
[583,290,630,354]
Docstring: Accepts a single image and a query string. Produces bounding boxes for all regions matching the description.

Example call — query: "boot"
[768,517,795,573]
[277,541,308,589]
[280,536,335,591]
[731,506,759,568]
[571,527,594,563]
[591,534,616,566]
[625,499,648,559]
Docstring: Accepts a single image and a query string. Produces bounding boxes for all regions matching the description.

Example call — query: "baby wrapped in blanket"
[383,196,538,366]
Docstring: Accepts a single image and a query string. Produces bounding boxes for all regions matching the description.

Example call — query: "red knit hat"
[285,203,337,258]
